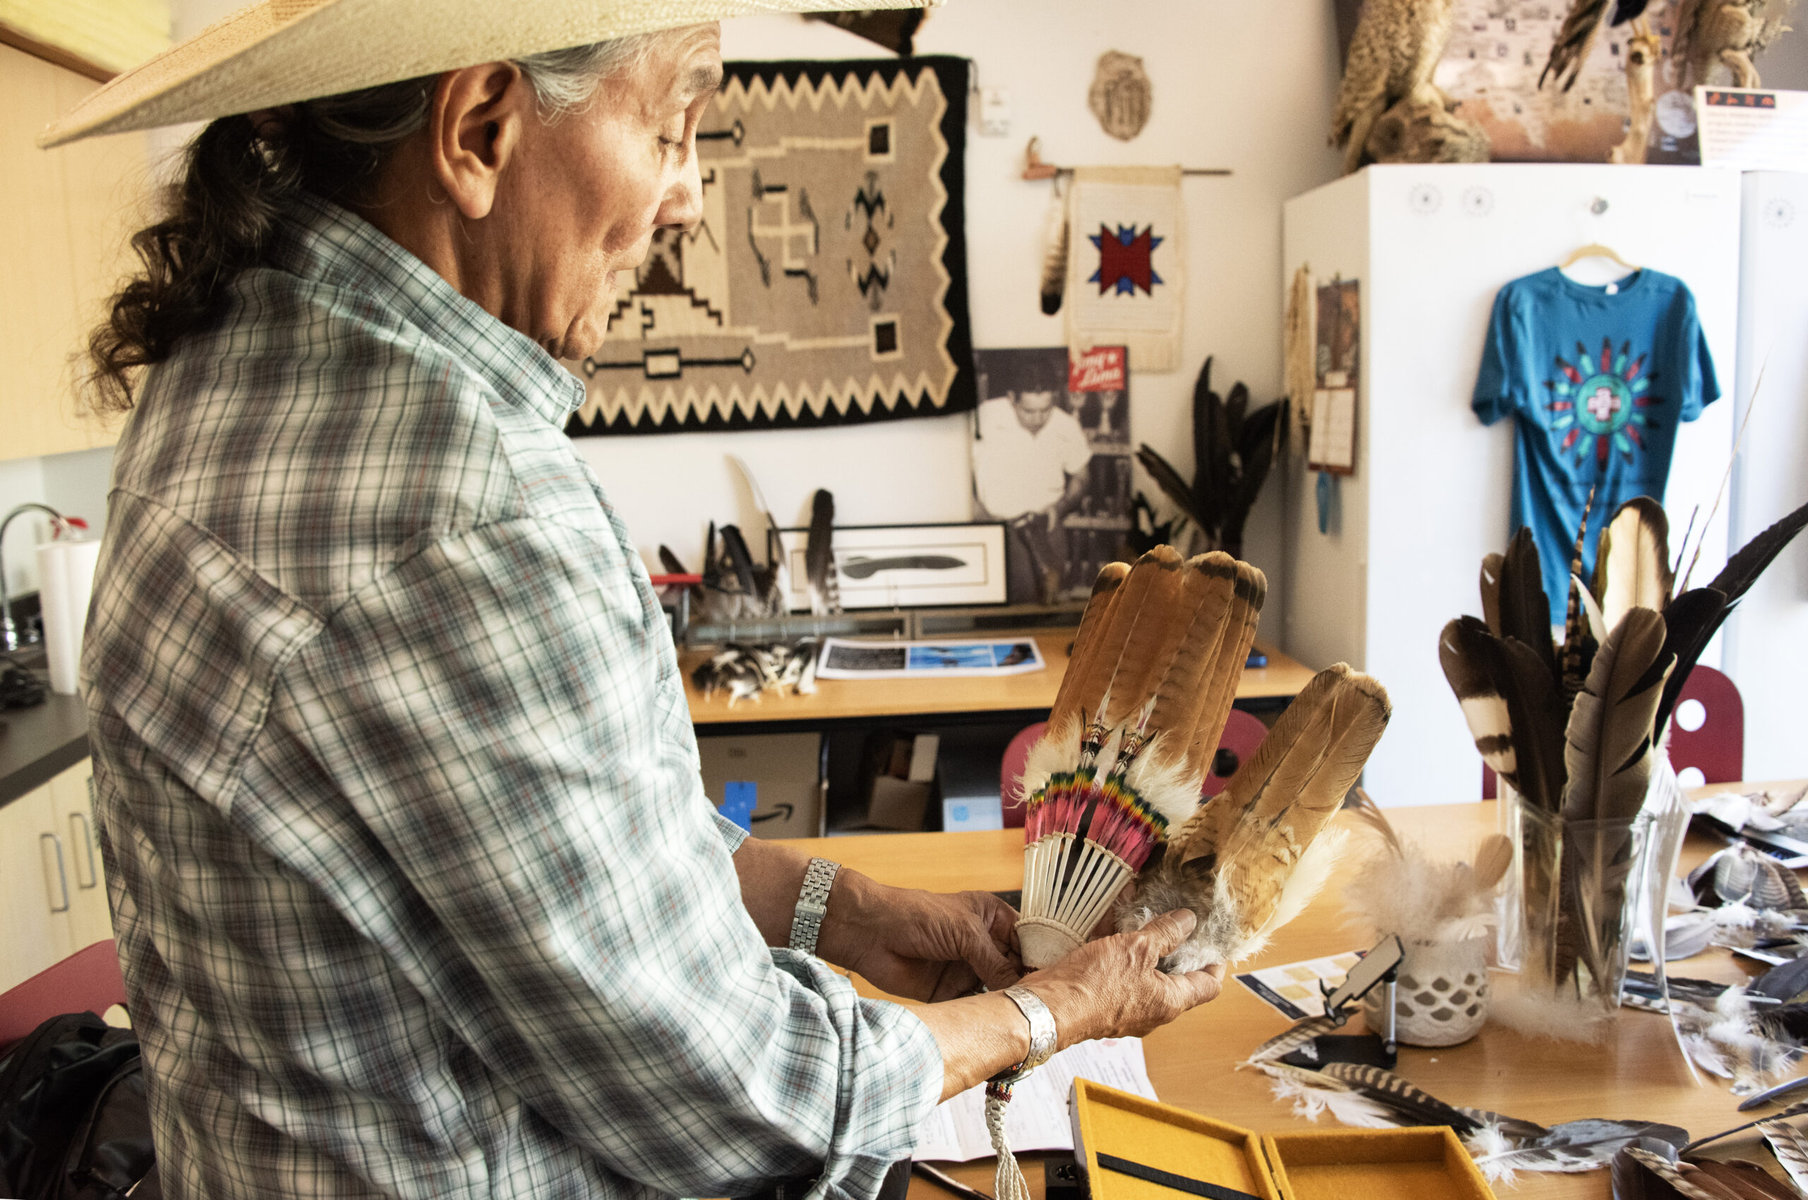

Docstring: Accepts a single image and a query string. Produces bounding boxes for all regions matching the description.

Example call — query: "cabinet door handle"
[69,811,98,890]
[38,832,70,914]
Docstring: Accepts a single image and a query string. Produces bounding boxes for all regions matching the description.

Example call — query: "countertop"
[0,670,89,809]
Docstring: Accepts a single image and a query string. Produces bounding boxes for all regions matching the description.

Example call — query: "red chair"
[1666,664,1743,786]
[1000,710,1270,826]
[0,940,128,1050]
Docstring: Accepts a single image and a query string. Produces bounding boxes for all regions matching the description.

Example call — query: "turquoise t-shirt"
[1473,267,1719,624]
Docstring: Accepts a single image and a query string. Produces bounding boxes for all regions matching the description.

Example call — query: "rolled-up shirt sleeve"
[270,511,941,1199]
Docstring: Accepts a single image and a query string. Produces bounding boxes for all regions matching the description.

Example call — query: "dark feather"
[1684,1099,1808,1154]
[1135,446,1199,527]
[702,521,720,591]
[805,489,838,616]
[1499,527,1562,688]
[1617,1147,1736,1200]
[658,544,689,576]
[1690,1157,1803,1199]
[1754,957,1808,1004]
[1318,1063,1482,1134]
[1761,1121,1808,1192]
[1653,586,1731,734]
[1440,616,1521,791]
[1243,1014,1345,1066]
[1611,0,1650,20]
[719,525,760,598]
[1038,186,1068,316]
[1541,0,1609,91]
[1655,498,1808,730]
[1480,553,1505,636]
[1561,607,1672,824]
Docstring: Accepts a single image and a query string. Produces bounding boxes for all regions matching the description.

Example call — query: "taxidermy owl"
[1331,0,1460,174]
[1673,0,1798,89]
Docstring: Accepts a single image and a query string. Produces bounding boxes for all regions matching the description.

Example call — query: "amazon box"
[696,732,824,839]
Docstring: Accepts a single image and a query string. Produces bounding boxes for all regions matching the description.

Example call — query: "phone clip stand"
[1276,933,1404,1071]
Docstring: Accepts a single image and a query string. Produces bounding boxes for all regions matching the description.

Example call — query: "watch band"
[787,857,840,954]
[993,985,1058,1085]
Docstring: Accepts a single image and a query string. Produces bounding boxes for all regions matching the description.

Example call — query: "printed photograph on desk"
[970,346,1133,605]
[815,637,1046,679]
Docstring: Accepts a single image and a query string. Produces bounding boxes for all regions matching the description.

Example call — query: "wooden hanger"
[1558,243,1638,272]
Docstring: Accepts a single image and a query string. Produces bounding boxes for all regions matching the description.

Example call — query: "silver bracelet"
[787,857,840,954]
[993,985,1058,1085]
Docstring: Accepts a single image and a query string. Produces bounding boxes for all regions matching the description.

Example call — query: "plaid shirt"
[83,194,939,1200]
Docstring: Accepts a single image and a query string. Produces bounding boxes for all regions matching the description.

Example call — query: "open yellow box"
[1069,1079,1496,1200]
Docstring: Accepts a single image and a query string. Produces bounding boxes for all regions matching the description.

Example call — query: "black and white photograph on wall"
[970,346,1133,605]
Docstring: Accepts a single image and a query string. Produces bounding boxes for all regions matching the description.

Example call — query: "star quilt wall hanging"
[1064,165,1186,372]
[565,56,977,434]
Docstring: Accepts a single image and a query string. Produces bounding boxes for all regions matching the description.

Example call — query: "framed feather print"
[769,521,1008,611]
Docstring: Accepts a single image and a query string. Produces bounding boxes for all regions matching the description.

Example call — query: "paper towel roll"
[37,537,100,696]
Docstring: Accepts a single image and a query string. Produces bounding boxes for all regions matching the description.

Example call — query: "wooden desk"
[790,791,1801,1199]
[683,636,1317,731]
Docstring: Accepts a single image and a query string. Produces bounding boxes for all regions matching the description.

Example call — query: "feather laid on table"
[1685,1099,1808,1155]
[1017,548,1267,967]
[1615,1146,1733,1200]
[804,488,838,616]
[1468,1119,1689,1187]
[1240,1013,1345,1067]
[1761,1121,1808,1191]
[1127,662,1389,970]
[1594,496,1675,633]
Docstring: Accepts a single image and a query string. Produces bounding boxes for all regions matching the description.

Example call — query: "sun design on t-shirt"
[1545,337,1659,469]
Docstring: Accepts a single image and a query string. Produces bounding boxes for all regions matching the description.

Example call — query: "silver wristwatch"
[994,985,1058,1085]
[788,857,840,954]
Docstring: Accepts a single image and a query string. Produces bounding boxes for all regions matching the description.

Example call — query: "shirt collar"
[268,192,587,429]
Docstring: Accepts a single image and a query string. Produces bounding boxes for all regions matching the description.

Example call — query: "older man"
[48,3,1222,1197]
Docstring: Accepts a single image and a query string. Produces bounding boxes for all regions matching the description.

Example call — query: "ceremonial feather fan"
[1013,547,1392,971]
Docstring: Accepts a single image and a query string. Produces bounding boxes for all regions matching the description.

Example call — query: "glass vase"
[1495,753,1685,1013]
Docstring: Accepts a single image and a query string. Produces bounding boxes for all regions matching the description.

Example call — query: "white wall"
[574,1,1344,590]
[1729,172,1808,785]
[1284,164,1743,806]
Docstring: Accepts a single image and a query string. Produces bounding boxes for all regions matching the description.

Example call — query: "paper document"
[911,1038,1154,1163]
[815,637,1046,680]
[1695,87,1808,172]
[1235,951,1362,1021]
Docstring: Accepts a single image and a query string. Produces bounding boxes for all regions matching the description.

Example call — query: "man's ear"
[429,62,530,220]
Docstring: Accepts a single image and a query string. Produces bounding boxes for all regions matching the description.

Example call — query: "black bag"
[0,1012,159,1200]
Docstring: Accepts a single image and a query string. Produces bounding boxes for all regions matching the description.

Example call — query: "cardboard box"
[696,732,824,839]
[845,730,941,831]
[1070,1079,1496,1200]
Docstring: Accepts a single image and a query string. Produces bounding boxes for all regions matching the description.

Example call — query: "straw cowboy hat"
[41,0,935,148]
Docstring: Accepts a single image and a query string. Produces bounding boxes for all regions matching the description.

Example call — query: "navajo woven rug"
[566,56,976,435]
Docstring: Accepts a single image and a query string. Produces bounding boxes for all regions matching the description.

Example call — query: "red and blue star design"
[1545,337,1661,469]
[1089,224,1164,296]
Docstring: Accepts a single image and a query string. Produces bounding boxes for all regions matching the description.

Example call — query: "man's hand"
[821,877,1022,1002]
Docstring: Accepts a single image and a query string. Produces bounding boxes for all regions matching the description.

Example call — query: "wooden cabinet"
[0,43,151,461]
[0,759,111,992]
